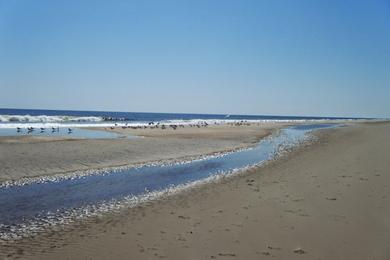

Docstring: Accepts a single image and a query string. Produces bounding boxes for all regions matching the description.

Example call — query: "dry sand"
[0,123,277,183]
[2,121,389,259]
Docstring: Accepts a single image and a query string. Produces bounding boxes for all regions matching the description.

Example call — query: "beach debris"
[293,248,306,254]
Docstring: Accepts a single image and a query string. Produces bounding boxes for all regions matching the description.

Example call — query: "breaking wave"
[0,115,103,123]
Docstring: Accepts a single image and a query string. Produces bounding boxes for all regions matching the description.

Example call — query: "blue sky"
[0,0,389,118]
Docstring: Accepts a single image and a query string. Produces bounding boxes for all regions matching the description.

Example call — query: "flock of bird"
[15,120,251,135]
[16,127,73,134]
[108,121,211,131]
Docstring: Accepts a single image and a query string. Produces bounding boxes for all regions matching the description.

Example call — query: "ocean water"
[0,108,361,128]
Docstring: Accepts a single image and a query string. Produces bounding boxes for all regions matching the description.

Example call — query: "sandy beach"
[0,123,279,183]
[0,121,388,259]
[2,0,389,258]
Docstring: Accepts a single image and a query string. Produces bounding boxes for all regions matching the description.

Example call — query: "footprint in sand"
[218,252,236,257]
[177,235,187,241]
[246,179,255,185]
[178,215,190,220]
[293,248,306,254]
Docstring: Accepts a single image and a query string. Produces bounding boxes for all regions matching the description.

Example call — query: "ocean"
[0,108,361,128]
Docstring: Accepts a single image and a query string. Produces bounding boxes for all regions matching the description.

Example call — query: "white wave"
[0,114,103,124]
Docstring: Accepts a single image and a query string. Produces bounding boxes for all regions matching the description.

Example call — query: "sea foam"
[0,114,103,123]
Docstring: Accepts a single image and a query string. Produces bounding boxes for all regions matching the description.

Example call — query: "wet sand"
[0,123,279,183]
[2,121,389,259]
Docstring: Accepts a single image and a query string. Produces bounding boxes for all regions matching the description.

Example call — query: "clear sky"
[0,0,389,118]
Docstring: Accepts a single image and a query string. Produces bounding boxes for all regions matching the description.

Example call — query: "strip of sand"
[3,121,389,259]
[0,123,280,183]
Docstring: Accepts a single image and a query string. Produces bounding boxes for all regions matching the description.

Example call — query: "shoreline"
[1,121,388,259]
[0,123,283,184]
[0,124,320,242]
[0,139,267,189]
[0,122,320,246]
